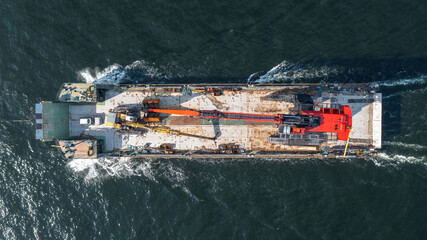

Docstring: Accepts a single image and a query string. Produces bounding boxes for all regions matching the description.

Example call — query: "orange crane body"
[148,109,200,117]
[148,105,352,141]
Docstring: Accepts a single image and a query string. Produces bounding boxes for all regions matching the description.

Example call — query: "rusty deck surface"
[58,140,97,159]
[57,83,96,102]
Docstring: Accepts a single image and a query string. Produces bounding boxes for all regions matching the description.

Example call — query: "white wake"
[249,60,341,83]
[377,152,426,165]
[67,157,188,184]
[382,141,427,150]
[77,60,171,84]
[377,75,427,87]
[78,63,122,83]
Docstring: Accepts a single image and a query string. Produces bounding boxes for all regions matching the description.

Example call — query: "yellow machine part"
[143,99,160,104]
[106,111,214,140]
[125,122,214,140]
[343,127,352,157]
[143,117,161,122]
[126,122,172,134]
[106,122,122,128]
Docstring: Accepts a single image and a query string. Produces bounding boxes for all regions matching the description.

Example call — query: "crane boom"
[148,109,282,123]
[148,105,352,141]
[148,109,200,116]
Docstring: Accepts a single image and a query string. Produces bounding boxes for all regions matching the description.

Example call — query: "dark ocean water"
[1,0,427,239]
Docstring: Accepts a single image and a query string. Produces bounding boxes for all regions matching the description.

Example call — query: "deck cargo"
[36,83,382,159]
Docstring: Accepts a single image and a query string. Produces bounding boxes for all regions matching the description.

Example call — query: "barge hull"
[36,83,382,159]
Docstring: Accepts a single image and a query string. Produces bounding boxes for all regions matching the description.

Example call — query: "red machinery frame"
[148,105,352,141]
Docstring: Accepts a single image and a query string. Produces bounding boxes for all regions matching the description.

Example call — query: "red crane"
[148,105,352,141]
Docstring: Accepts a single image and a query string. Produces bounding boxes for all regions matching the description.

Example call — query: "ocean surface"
[1,0,427,239]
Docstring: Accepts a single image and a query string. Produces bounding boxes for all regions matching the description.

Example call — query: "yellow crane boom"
[343,127,352,157]
[106,112,215,140]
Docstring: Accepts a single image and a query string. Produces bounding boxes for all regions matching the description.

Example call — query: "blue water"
[1,0,427,239]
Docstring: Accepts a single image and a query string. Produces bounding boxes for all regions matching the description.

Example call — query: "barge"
[36,83,382,159]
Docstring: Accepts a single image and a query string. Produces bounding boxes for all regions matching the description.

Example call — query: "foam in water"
[382,85,427,99]
[383,141,427,150]
[67,157,156,182]
[377,75,426,87]
[248,60,427,87]
[2,227,15,240]
[67,157,188,184]
[77,60,171,84]
[377,152,426,165]
[249,60,340,83]
[78,63,122,83]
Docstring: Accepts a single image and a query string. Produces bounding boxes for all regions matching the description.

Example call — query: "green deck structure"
[42,102,70,140]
